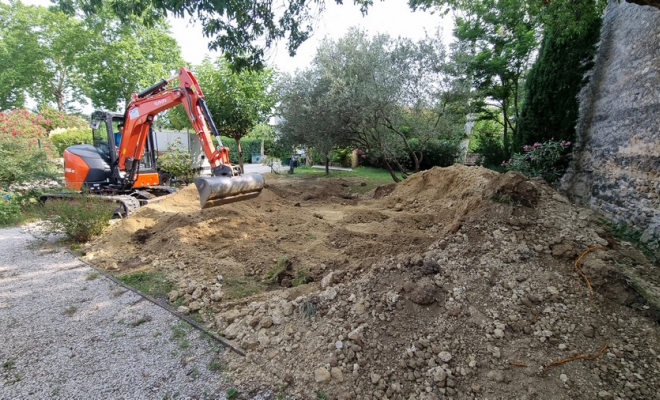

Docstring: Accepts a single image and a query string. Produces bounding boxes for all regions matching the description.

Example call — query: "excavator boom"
[118,67,264,209]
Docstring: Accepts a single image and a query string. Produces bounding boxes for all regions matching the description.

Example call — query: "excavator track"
[39,193,142,217]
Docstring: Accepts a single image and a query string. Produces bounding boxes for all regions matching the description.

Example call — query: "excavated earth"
[83,165,660,400]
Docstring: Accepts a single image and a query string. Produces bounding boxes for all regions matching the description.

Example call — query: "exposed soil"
[83,165,660,400]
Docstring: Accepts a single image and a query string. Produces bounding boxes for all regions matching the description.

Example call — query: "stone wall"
[561,0,660,244]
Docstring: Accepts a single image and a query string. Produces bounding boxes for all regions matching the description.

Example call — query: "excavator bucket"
[194,173,265,209]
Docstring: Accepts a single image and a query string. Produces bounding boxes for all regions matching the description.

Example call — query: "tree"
[195,58,275,172]
[517,14,601,148]
[0,1,184,112]
[56,0,372,70]
[277,69,345,174]
[450,0,537,157]
[78,13,184,110]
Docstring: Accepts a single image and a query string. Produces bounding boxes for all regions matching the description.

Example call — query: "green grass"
[292,269,310,287]
[207,357,224,372]
[118,271,174,297]
[226,388,239,399]
[264,256,289,284]
[604,220,659,263]
[316,392,328,399]
[284,165,400,192]
[63,306,77,316]
[2,359,15,369]
[223,277,264,300]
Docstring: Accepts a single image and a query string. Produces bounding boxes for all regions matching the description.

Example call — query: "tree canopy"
[0,0,183,112]
[195,58,275,171]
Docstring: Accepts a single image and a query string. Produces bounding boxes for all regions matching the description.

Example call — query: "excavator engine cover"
[194,173,265,209]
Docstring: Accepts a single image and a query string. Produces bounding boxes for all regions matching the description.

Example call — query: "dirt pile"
[84,165,660,399]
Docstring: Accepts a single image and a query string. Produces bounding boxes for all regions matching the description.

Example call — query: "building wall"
[561,1,660,244]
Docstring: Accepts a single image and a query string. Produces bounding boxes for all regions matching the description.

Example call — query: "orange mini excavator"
[53,67,264,214]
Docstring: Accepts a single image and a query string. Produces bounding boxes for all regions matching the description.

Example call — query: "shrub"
[503,139,572,183]
[211,136,264,164]
[37,107,88,133]
[50,128,93,156]
[0,109,59,185]
[420,139,462,169]
[156,138,197,184]
[0,188,22,226]
[39,196,114,242]
[472,129,506,169]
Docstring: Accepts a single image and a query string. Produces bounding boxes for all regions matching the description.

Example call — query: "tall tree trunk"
[260,138,265,156]
[502,105,510,158]
[234,137,244,173]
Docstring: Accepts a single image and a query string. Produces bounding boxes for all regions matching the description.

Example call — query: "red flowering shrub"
[38,107,88,132]
[0,109,58,185]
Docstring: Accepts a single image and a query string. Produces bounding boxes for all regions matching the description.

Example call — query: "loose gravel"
[0,227,233,399]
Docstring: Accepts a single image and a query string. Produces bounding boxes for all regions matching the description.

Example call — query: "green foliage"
[605,220,659,264]
[39,196,114,242]
[292,269,310,287]
[156,138,197,184]
[119,271,174,298]
[517,16,602,148]
[38,107,88,132]
[226,388,239,399]
[264,256,289,285]
[0,188,22,226]
[503,139,572,183]
[0,109,58,185]
[0,1,183,111]
[212,136,267,164]
[50,128,93,156]
[0,188,45,227]
[419,139,462,169]
[472,129,506,169]
[195,58,275,169]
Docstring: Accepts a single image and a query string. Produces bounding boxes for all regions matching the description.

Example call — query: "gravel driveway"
[0,227,233,399]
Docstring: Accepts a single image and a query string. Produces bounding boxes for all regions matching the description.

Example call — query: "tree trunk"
[325,153,330,175]
[234,137,244,173]
[260,139,265,156]
[382,158,401,183]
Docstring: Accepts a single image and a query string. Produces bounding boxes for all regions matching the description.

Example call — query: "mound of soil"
[84,165,660,399]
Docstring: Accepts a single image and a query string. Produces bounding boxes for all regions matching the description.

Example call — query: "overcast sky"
[22,0,453,74]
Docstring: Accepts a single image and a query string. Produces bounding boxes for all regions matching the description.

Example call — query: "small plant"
[156,138,197,184]
[208,357,224,372]
[2,359,15,369]
[86,272,100,281]
[263,256,289,284]
[188,367,200,380]
[292,269,310,287]
[502,139,572,184]
[316,392,328,399]
[171,321,190,349]
[63,306,77,316]
[300,300,317,319]
[39,196,114,242]
[118,271,174,297]
[226,387,239,399]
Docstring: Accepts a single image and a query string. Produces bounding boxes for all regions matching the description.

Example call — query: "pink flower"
[533,142,540,147]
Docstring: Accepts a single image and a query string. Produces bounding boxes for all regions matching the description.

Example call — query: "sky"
[22,0,453,74]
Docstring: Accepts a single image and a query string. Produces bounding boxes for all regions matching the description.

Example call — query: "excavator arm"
[117,66,264,208]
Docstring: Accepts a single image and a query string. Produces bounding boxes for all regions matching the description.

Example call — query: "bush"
[39,195,114,242]
[0,187,22,226]
[212,136,264,164]
[420,139,462,169]
[503,139,572,183]
[0,109,59,185]
[50,127,93,156]
[37,107,88,133]
[472,129,506,169]
[156,138,197,184]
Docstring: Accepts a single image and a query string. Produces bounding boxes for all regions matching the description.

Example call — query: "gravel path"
[0,227,232,399]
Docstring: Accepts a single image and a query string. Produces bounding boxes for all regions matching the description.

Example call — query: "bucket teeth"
[194,173,265,209]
